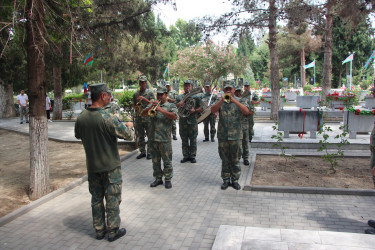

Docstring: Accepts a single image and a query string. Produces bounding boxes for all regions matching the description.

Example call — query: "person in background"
[244,80,259,142]
[46,96,52,122]
[75,83,134,242]
[200,82,218,142]
[17,90,29,124]
[165,81,178,140]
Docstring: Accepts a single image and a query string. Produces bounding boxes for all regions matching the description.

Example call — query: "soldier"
[165,81,178,140]
[234,86,254,166]
[175,80,203,163]
[211,81,250,190]
[244,80,260,142]
[132,75,155,160]
[200,82,218,142]
[74,83,134,242]
[142,86,178,189]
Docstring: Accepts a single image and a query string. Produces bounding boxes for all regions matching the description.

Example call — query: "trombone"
[148,101,161,117]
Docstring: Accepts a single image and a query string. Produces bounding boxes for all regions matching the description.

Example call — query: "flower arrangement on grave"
[260,96,287,103]
[326,92,356,106]
[347,107,375,115]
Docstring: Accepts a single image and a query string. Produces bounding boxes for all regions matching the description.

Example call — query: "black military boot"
[136,153,146,159]
[150,179,163,187]
[180,157,190,163]
[190,158,197,163]
[165,180,172,189]
[146,153,152,160]
[173,135,178,140]
[243,159,249,165]
[108,228,126,242]
[211,137,215,142]
[249,136,253,143]
[203,138,209,142]
[221,181,230,190]
[232,181,241,190]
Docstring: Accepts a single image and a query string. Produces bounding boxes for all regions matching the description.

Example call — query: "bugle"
[148,101,161,117]
[223,93,232,103]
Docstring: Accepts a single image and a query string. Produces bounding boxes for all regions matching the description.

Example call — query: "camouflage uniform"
[167,90,178,137]
[371,123,375,186]
[217,96,249,182]
[105,102,121,118]
[75,103,134,239]
[147,101,178,181]
[175,93,203,159]
[248,93,259,139]
[132,89,155,154]
[240,99,255,162]
[200,92,219,140]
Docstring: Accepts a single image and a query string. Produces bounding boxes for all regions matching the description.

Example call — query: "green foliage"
[317,123,350,174]
[118,90,136,108]
[271,122,294,165]
[303,85,313,92]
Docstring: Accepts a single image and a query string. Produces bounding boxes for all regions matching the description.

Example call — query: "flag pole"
[314,60,316,87]
[349,54,353,92]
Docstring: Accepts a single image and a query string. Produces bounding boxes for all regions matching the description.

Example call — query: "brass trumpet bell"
[223,93,232,103]
[148,101,161,117]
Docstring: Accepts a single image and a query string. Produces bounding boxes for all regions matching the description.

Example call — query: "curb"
[243,153,375,196]
[0,149,138,227]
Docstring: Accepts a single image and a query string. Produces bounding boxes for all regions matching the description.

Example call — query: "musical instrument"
[223,93,232,103]
[177,87,203,118]
[148,101,161,117]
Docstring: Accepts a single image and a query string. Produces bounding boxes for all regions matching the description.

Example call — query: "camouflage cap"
[244,79,250,86]
[204,80,211,87]
[184,79,193,85]
[90,83,108,96]
[156,86,167,94]
[235,86,243,91]
[165,81,171,86]
[223,80,233,89]
[139,75,147,82]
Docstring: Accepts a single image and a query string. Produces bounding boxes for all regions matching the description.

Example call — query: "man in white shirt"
[46,96,52,122]
[17,90,29,124]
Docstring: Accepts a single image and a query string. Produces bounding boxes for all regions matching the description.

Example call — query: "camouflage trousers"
[19,106,29,122]
[248,116,255,137]
[179,121,198,158]
[88,167,122,238]
[172,120,176,136]
[135,119,150,154]
[242,126,250,161]
[150,141,173,181]
[218,140,242,182]
[203,113,216,139]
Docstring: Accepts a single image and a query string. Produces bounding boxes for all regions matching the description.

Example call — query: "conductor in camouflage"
[143,86,178,189]
[75,83,134,242]
[211,81,250,190]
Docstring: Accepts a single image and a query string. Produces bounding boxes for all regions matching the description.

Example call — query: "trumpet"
[223,93,232,103]
[148,101,161,117]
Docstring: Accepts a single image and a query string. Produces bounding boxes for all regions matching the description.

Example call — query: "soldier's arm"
[157,104,177,120]
[74,121,81,139]
[104,112,134,140]
[211,99,224,113]
[232,98,250,115]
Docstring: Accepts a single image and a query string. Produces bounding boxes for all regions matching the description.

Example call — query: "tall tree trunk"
[26,0,49,200]
[321,0,334,103]
[268,0,280,121]
[0,79,15,118]
[300,49,306,87]
[53,43,62,120]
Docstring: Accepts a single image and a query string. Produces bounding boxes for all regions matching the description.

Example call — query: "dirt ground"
[252,155,374,189]
[0,129,132,218]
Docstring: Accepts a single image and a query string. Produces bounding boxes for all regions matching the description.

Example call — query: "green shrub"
[303,85,313,92]
[118,90,136,108]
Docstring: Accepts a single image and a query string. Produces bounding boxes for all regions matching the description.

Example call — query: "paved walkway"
[0,117,375,249]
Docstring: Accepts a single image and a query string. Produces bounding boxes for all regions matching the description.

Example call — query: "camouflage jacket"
[167,90,177,100]
[217,96,249,140]
[105,102,121,117]
[239,97,254,126]
[175,93,204,125]
[371,124,375,152]
[147,102,178,142]
[133,89,155,121]
[199,92,219,109]
[75,107,134,173]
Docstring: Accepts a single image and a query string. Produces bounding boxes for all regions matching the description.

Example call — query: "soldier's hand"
[190,107,195,114]
[125,122,134,128]
[176,102,184,108]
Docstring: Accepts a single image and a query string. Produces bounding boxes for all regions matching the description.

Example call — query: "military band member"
[166,81,178,140]
[75,83,134,242]
[234,87,254,166]
[132,75,155,160]
[175,80,204,163]
[143,86,178,189]
[211,81,250,190]
[244,80,259,142]
[200,82,219,142]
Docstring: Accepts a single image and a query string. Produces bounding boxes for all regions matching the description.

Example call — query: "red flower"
[356,109,361,113]
[338,107,343,110]
[299,108,302,112]
[80,99,82,102]
[74,98,77,102]
[261,98,264,101]
[335,97,338,100]
[355,112,360,115]
[268,101,271,104]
